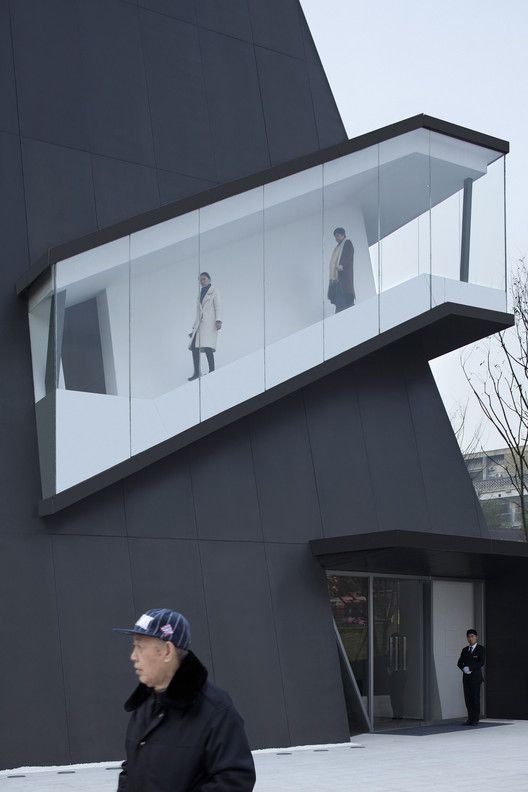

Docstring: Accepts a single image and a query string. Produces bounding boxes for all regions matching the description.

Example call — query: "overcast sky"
[302,0,528,449]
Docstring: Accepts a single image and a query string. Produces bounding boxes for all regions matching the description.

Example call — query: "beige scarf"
[329,239,345,280]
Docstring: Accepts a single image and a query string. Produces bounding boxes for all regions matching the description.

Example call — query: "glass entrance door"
[373,577,424,729]
[328,573,425,733]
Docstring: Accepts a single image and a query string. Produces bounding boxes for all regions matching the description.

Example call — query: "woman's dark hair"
[200,272,211,280]
[333,227,346,236]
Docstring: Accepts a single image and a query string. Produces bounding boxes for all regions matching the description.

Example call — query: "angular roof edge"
[16,114,509,296]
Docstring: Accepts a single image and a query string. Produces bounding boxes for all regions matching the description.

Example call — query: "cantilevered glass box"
[20,116,509,513]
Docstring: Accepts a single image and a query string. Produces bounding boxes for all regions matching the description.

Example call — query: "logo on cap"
[135,614,154,630]
[160,624,174,638]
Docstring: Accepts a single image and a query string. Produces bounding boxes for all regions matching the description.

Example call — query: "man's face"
[334,232,345,244]
[199,274,210,287]
[467,633,478,646]
[130,635,170,688]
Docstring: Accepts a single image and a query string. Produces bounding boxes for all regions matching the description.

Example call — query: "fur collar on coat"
[124,650,208,712]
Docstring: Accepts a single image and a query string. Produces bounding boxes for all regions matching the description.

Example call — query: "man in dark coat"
[114,608,256,792]
[328,227,355,313]
[457,628,486,726]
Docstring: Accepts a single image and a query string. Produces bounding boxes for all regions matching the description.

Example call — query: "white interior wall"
[432,580,474,720]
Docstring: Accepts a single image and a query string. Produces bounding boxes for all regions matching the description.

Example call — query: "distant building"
[465,449,524,539]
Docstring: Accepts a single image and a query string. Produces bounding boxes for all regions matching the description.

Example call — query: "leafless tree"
[461,258,528,537]
[450,399,484,458]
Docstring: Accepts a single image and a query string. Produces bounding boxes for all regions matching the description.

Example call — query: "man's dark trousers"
[463,674,481,724]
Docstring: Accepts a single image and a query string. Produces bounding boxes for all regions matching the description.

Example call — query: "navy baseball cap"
[113,608,190,649]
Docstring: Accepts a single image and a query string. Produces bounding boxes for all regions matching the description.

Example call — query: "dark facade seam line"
[88,153,100,230]
[135,1,162,205]
[48,536,73,764]
[354,370,383,537]
[196,25,220,185]
[17,133,157,179]
[7,0,32,269]
[247,426,293,743]
[298,4,347,142]
[245,0,272,171]
[402,355,436,535]
[299,8,321,152]
[188,459,216,681]
[300,390,326,539]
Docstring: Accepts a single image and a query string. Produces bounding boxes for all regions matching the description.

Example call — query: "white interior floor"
[2,720,526,792]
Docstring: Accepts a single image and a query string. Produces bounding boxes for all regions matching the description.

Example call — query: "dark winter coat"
[337,239,355,298]
[117,651,256,792]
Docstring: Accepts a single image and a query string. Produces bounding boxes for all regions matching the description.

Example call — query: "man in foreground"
[457,628,486,726]
[114,608,256,792]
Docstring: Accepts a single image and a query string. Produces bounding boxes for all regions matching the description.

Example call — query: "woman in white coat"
[188,272,222,380]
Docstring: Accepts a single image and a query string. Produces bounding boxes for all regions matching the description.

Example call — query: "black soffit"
[15,113,509,295]
[37,303,513,516]
[311,530,528,579]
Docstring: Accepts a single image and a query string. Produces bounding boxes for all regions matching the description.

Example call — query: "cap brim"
[112,627,151,636]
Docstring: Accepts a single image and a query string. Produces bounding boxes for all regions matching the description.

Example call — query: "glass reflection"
[323,145,379,358]
[54,239,131,492]
[379,129,431,332]
[264,166,324,388]
[198,187,264,420]
[328,575,369,710]
[130,213,200,456]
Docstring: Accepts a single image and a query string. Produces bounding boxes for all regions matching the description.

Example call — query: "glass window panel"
[198,187,264,420]
[264,166,324,388]
[379,130,431,333]
[28,271,56,498]
[130,212,200,455]
[430,131,506,311]
[323,144,380,359]
[54,238,131,492]
[327,574,369,715]
[373,578,424,728]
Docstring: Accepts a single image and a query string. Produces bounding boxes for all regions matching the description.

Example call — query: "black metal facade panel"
[78,0,156,166]
[127,538,214,673]
[91,155,160,228]
[265,543,349,745]
[199,540,291,748]
[123,453,197,539]
[46,484,127,537]
[0,536,69,769]
[21,138,97,261]
[247,0,305,59]
[0,0,17,135]
[255,46,320,164]
[250,394,323,542]
[157,168,217,204]
[304,366,381,538]
[138,0,196,22]
[11,0,91,150]
[486,575,528,719]
[196,0,252,41]
[402,346,485,537]
[51,535,135,762]
[199,27,271,182]
[140,11,217,179]
[190,425,263,542]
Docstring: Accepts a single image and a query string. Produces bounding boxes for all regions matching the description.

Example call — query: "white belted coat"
[189,285,222,350]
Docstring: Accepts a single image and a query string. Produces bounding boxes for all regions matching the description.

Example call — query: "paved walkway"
[1,720,527,791]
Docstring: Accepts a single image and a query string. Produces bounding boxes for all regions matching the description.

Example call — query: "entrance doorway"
[327,572,483,732]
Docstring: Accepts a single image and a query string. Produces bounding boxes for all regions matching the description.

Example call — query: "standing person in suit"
[188,272,222,381]
[457,629,486,726]
[327,227,355,313]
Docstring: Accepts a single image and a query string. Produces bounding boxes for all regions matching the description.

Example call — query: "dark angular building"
[1,0,525,771]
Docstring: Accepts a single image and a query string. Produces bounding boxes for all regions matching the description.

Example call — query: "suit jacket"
[457,643,486,683]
